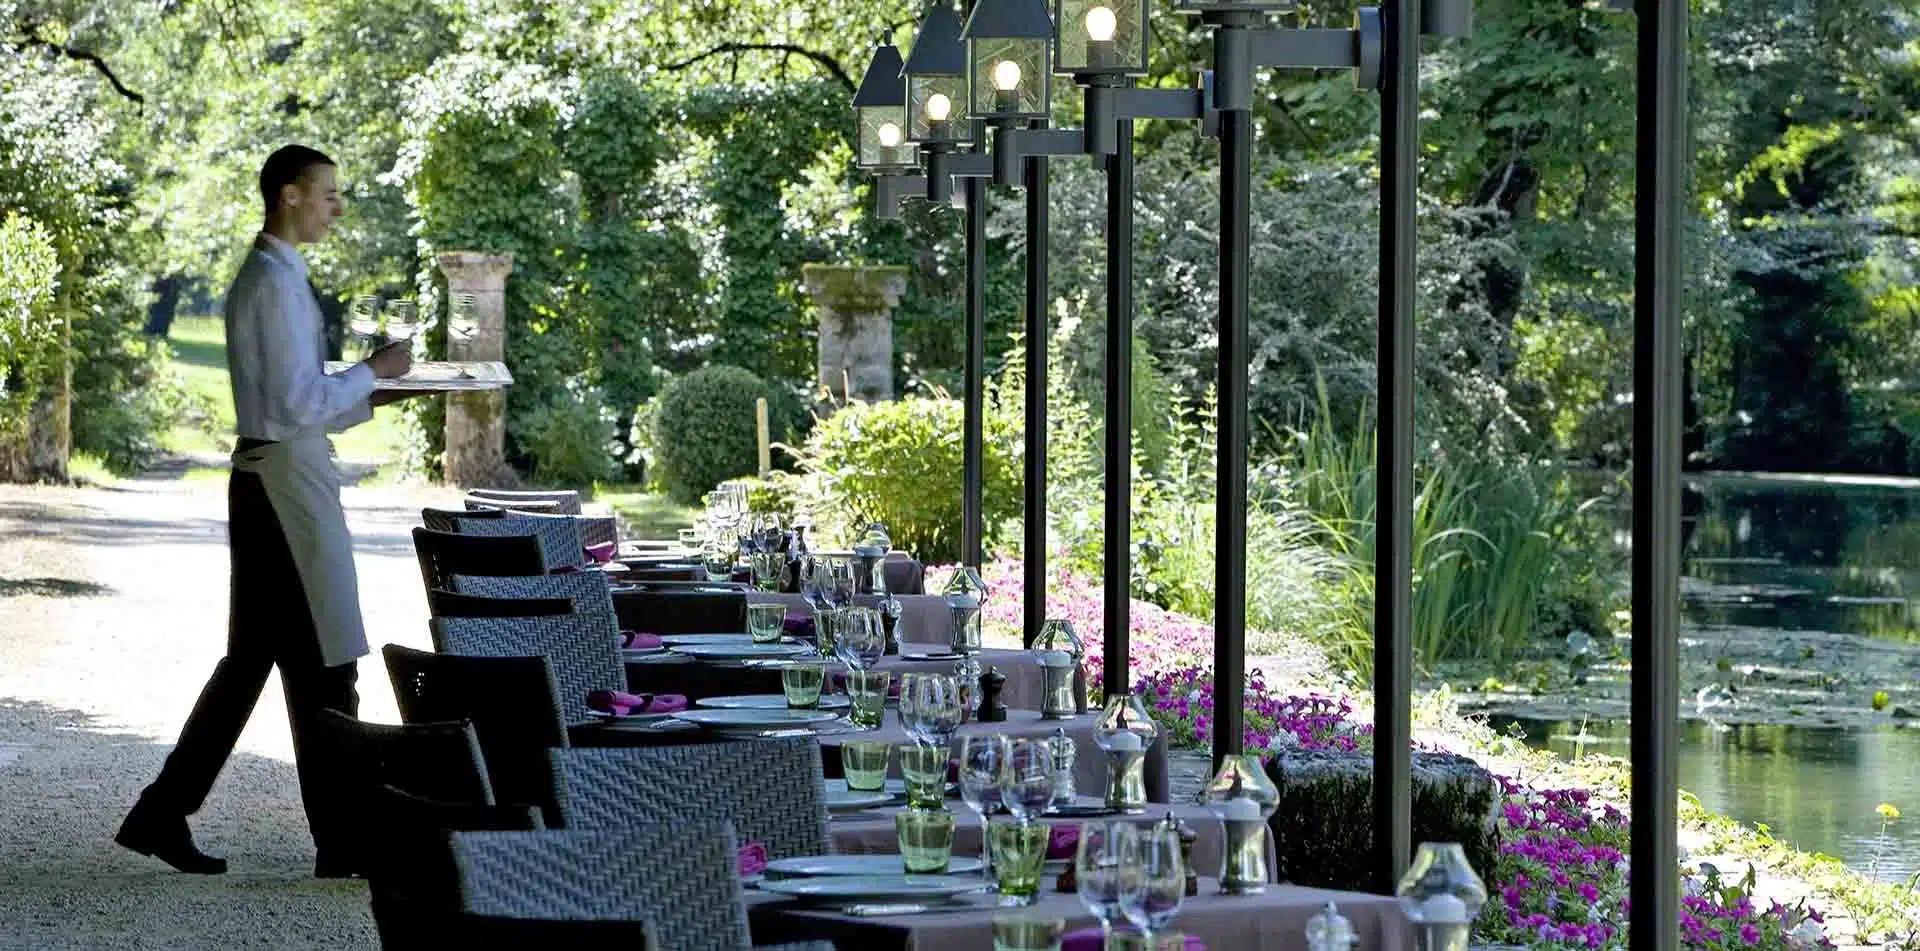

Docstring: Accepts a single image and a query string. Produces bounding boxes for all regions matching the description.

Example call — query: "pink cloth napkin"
[584,542,617,565]
[620,631,663,650]
[1062,929,1204,951]
[1047,824,1080,860]
[738,841,768,878]
[585,690,687,716]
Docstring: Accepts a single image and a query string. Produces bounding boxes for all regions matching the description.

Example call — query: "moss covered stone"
[1263,749,1500,891]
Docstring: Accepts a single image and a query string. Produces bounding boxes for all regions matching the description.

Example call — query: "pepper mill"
[1177,818,1200,897]
[955,657,982,721]
[977,666,1007,723]
[1305,901,1358,951]
[1056,856,1078,893]
[1046,727,1078,805]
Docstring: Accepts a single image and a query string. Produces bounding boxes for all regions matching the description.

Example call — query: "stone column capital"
[436,251,516,287]
[802,264,908,313]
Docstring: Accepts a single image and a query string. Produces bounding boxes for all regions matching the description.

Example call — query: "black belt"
[236,437,278,452]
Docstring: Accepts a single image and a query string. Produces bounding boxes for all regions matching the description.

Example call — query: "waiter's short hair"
[259,145,336,215]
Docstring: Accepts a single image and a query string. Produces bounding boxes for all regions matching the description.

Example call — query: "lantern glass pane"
[859,106,916,168]
[1053,0,1147,74]
[969,38,1049,118]
[907,74,972,143]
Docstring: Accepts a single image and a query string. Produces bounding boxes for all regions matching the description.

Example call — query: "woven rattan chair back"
[450,572,618,634]
[452,824,748,951]
[467,488,583,515]
[427,588,574,619]
[366,783,548,951]
[455,515,586,572]
[548,740,828,860]
[423,505,501,534]
[429,613,623,725]
[382,644,569,823]
[611,589,747,636]
[312,709,495,806]
[413,527,547,594]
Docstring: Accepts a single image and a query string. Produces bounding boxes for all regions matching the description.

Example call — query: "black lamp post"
[961,0,1062,648]
[1058,0,1210,697]
[901,3,992,571]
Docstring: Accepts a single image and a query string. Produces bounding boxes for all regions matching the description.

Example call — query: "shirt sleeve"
[251,275,377,431]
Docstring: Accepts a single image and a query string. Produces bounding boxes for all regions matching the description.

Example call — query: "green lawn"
[162,315,410,469]
[596,487,699,541]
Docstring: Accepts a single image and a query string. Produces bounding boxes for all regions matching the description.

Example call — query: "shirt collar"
[256,232,310,284]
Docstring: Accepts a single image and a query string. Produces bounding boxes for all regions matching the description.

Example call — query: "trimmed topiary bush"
[653,365,800,505]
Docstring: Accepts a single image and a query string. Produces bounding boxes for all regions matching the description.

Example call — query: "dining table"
[745,877,1412,951]
[827,798,1270,886]
[815,708,1170,806]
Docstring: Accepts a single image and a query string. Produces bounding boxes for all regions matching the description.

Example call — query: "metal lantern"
[961,0,1054,119]
[854,41,917,171]
[1092,691,1158,812]
[901,2,973,144]
[1395,842,1488,951]
[1204,753,1280,894]
[1053,0,1149,75]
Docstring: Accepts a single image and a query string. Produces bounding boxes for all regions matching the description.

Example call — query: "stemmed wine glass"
[836,605,887,672]
[959,733,1012,885]
[1076,822,1134,942]
[804,559,837,659]
[1119,821,1186,944]
[901,673,963,748]
[1000,738,1055,824]
[383,299,419,343]
[347,296,381,359]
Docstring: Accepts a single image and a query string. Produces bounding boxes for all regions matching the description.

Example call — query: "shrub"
[653,365,800,505]
[521,380,624,488]
[0,214,61,420]
[800,398,1021,565]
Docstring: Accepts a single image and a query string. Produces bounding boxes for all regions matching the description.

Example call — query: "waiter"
[115,145,419,877]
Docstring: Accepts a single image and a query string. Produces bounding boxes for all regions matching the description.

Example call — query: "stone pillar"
[436,251,515,488]
[802,264,908,403]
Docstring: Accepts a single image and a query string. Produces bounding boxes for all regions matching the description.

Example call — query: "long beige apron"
[231,435,368,667]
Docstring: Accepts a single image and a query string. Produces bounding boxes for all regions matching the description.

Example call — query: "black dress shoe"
[115,804,227,875]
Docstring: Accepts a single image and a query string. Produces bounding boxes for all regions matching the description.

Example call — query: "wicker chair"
[429,613,624,725]
[413,527,547,595]
[427,588,574,619]
[610,589,748,636]
[423,505,502,534]
[450,572,618,632]
[455,515,587,572]
[383,644,570,824]
[467,488,583,515]
[548,740,828,861]
[308,710,495,875]
[365,783,548,951]
[452,824,740,951]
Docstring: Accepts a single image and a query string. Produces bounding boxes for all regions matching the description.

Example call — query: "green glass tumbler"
[840,740,892,792]
[897,742,949,809]
[748,602,786,643]
[991,915,1065,951]
[895,807,957,874]
[847,669,891,729]
[988,819,1049,906]
[781,663,825,709]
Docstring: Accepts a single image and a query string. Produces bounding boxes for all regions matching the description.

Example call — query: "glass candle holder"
[748,602,786,643]
[782,663,826,709]
[992,913,1066,951]
[1395,842,1487,951]
[848,670,893,730]
[989,819,1050,906]
[1203,753,1280,894]
[896,808,958,873]
[1094,692,1158,813]
[841,740,892,792]
[899,742,950,809]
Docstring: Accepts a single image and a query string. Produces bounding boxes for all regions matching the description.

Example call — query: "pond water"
[1507,473,1920,880]
[1495,716,1920,883]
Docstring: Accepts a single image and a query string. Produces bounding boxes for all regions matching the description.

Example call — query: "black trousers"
[141,445,359,853]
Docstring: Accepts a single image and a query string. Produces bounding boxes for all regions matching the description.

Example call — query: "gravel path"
[0,470,461,951]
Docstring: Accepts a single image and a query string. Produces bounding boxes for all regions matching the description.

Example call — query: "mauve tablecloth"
[746,878,1411,951]
[826,799,1274,886]
[816,709,1170,806]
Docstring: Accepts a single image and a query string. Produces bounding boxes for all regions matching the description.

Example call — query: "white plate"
[672,643,815,661]
[825,788,896,812]
[662,633,795,647]
[619,644,668,656]
[671,708,843,730]
[700,694,850,711]
[765,854,984,877]
[824,777,906,797]
[754,874,985,903]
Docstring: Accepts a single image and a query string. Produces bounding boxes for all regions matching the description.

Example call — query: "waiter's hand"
[365,341,412,379]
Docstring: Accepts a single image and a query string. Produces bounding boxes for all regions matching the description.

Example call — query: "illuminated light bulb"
[1084,5,1118,42]
[877,121,903,148]
[992,59,1023,92]
[925,92,953,122]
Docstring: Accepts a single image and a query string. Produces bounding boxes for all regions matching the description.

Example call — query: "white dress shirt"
[225,233,374,442]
